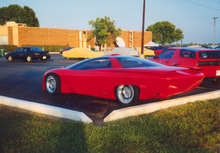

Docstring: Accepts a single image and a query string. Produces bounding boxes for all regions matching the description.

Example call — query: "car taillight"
[197,61,220,66]
[35,53,40,55]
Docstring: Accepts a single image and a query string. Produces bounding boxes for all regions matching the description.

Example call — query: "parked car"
[131,47,155,58]
[62,47,140,59]
[5,47,51,62]
[215,46,220,50]
[104,47,139,56]
[148,47,220,83]
[62,47,104,59]
[42,55,204,105]
[60,47,75,55]
[153,46,172,55]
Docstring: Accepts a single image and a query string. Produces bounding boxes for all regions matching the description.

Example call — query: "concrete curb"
[0,95,92,123]
[103,90,220,122]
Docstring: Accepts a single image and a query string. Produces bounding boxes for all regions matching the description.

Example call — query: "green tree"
[0,4,39,27]
[88,16,122,50]
[146,21,183,45]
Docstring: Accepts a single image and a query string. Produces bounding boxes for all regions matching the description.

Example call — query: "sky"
[1,0,220,45]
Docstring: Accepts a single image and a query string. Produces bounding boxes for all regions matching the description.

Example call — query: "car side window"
[23,48,31,52]
[157,49,175,59]
[16,48,23,52]
[71,57,112,70]
[180,50,196,58]
[115,56,164,68]
[31,47,42,52]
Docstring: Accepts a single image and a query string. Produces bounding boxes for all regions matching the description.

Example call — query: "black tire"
[26,56,33,62]
[115,85,139,105]
[45,73,61,95]
[8,55,14,62]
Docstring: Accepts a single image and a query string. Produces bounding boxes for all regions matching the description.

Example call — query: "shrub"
[22,45,70,52]
[0,45,18,53]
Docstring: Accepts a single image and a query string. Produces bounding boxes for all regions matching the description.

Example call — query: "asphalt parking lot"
[0,54,219,123]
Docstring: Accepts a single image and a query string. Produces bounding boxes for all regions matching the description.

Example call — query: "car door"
[13,48,23,59]
[177,49,197,67]
[63,57,112,98]
[22,48,31,59]
[155,49,176,65]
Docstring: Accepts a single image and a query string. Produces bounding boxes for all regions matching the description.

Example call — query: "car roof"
[20,47,40,48]
[172,47,219,52]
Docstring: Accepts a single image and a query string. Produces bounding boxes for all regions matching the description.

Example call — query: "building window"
[83,31,86,39]
[130,32,133,47]
[0,36,8,45]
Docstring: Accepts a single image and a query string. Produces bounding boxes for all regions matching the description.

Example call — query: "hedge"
[0,45,71,53]
[22,45,70,52]
[0,45,18,53]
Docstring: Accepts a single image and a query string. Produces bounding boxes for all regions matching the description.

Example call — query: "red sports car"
[42,55,204,105]
[148,47,220,83]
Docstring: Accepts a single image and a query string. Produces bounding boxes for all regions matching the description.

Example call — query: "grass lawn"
[0,98,219,153]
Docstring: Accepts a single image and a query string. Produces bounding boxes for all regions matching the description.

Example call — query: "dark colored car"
[5,47,51,62]
[60,47,75,55]
[148,47,220,83]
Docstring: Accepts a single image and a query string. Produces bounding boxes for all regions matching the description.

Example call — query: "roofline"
[172,47,220,51]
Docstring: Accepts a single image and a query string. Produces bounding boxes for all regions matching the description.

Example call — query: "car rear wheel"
[45,74,61,95]
[27,56,33,62]
[8,55,14,62]
[115,85,139,105]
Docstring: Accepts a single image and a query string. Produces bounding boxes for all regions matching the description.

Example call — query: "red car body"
[154,46,172,55]
[148,47,220,79]
[42,55,204,105]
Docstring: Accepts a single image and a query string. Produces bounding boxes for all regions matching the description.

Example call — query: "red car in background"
[153,46,172,55]
[60,47,75,55]
[148,47,220,83]
[42,55,204,106]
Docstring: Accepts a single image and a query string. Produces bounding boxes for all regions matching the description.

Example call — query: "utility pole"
[213,17,218,46]
[141,0,145,56]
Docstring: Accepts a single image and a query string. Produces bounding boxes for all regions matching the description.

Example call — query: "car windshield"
[65,56,112,70]
[115,56,165,68]
[198,51,220,59]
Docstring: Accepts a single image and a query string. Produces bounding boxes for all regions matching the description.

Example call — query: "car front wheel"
[115,85,139,105]
[8,55,14,62]
[45,74,61,95]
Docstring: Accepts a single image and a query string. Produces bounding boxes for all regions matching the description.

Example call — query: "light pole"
[141,0,145,56]
[181,35,184,47]
[213,17,218,46]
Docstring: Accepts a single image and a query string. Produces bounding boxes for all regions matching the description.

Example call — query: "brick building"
[0,21,152,49]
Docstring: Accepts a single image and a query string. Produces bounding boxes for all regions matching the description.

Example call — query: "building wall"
[133,31,152,47]
[18,27,80,47]
[1,22,152,48]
